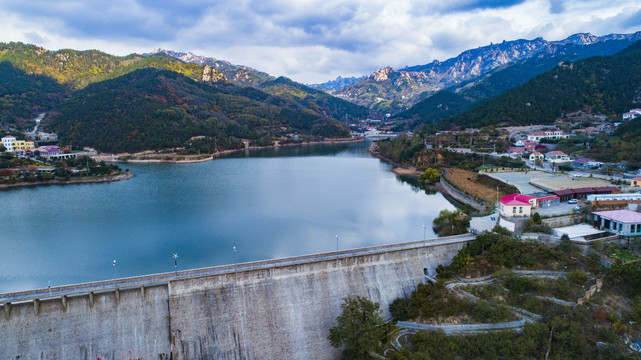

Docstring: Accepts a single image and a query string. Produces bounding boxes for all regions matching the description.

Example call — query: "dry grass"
[445,168,509,202]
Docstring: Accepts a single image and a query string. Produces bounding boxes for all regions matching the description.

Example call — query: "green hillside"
[399,39,641,127]
[0,62,68,127]
[150,49,371,121]
[0,42,216,89]
[438,41,641,129]
[0,42,368,135]
[45,68,349,153]
[259,77,369,121]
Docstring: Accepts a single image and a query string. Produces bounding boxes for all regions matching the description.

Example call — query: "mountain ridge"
[436,40,641,129]
[45,67,350,153]
[332,31,641,113]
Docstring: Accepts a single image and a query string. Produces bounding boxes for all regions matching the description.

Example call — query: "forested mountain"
[259,77,368,121]
[0,42,366,152]
[0,42,222,89]
[333,32,641,114]
[437,41,641,129]
[0,62,68,128]
[153,49,369,121]
[0,42,227,127]
[397,38,641,126]
[46,68,349,153]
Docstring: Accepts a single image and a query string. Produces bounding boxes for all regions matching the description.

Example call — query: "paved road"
[393,270,572,340]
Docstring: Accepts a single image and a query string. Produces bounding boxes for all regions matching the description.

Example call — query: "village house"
[592,210,641,237]
[508,139,537,154]
[499,194,560,218]
[500,194,536,217]
[632,177,641,187]
[2,136,16,152]
[527,129,570,142]
[553,187,618,202]
[1,136,34,152]
[573,126,599,136]
[529,152,544,161]
[25,146,77,160]
[13,140,35,152]
[572,158,603,169]
[545,150,571,163]
[622,109,641,121]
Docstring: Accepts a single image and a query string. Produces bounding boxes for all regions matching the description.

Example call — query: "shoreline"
[366,142,424,177]
[0,172,134,190]
[92,137,364,164]
[367,142,487,212]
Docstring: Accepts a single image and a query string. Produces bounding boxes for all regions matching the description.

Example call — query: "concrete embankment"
[0,234,473,360]
[439,175,487,211]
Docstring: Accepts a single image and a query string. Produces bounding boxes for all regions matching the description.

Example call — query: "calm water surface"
[0,141,455,293]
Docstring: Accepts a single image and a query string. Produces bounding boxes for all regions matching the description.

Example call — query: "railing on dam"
[0,233,474,305]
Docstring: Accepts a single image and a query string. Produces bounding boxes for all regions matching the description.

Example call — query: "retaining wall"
[439,176,486,211]
[0,236,473,360]
[542,214,585,228]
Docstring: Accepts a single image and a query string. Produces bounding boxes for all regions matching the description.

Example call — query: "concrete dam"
[0,234,474,360]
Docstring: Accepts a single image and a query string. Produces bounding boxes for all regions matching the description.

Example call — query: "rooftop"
[547,150,568,156]
[573,158,596,164]
[593,210,641,223]
[500,194,536,206]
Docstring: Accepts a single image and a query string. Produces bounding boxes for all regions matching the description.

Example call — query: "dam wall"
[0,285,170,360]
[0,235,473,360]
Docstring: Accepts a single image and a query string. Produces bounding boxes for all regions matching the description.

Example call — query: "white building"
[1,136,16,152]
[622,109,641,121]
[529,152,544,161]
[527,129,570,142]
[545,150,572,163]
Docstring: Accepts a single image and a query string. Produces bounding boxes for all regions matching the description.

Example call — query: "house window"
[512,207,516,214]
[519,207,523,214]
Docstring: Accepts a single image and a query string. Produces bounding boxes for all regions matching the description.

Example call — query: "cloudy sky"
[1,0,640,83]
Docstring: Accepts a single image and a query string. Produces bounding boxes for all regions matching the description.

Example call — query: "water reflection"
[0,140,455,293]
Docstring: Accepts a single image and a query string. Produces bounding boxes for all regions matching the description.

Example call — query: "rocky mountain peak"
[201,64,226,83]
[556,33,600,45]
[371,66,395,81]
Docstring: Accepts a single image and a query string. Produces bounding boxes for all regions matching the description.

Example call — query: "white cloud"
[0,0,639,83]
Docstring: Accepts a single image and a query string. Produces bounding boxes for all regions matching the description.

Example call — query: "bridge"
[0,233,474,360]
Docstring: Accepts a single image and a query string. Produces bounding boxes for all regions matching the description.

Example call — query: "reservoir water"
[0,141,455,293]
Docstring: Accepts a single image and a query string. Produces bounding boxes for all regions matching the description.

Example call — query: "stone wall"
[439,176,486,211]
[0,237,471,360]
[542,214,585,228]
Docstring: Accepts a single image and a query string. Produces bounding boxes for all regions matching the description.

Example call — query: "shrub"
[389,298,417,321]
[504,275,536,294]
[567,269,589,285]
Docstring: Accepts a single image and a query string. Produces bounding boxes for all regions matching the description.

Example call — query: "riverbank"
[91,137,364,163]
[367,142,423,177]
[0,172,134,189]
